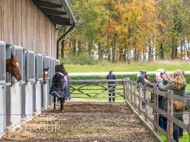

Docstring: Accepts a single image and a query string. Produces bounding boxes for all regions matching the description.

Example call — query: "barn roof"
[32,0,76,26]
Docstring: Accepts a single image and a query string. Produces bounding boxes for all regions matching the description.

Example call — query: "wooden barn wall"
[0,0,57,58]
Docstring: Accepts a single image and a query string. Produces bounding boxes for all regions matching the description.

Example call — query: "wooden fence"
[69,79,125,98]
[125,78,190,142]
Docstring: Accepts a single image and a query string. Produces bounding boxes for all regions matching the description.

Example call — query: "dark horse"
[55,63,68,76]
[50,72,65,112]
[6,54,22,81]
[51,63,70,112]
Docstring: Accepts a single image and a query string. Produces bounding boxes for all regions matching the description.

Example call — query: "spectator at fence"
[137,70,146,86]
[137,70,150,107]
[165,73,171,81]
[158,70,186,142]
[106,70,117,103]
[144,72,160,103]
[178,69,186,139]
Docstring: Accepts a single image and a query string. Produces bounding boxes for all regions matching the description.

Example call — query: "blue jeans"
[159,116,167,130]
[173,118,183,142]
[173,123,180,142]
[179,118,183,137]
[108,86,115,101]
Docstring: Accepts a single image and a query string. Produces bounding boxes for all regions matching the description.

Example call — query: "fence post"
[144,86,149,122]
[167,91,173,140]
[130,81,133,107]
[134,83,137,110]
[123,78,126,99]
[126,78,130,101]
[153,87,158,132]
[189,103,190,142]
[139,83,142,115]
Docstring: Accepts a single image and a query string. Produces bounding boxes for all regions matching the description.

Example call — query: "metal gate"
[35,54,43,113]
[12,46,24,83]
[6,44,12,83]
[42,56,50,109]
[0,41,6,84]
[25,50,35,118]
[0,41,6,133]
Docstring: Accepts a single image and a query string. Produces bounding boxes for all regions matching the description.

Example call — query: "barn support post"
[144,86,149,122]
[57,24,76,59]
[167,91,173,141]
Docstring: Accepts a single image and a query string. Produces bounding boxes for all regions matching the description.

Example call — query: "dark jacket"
[137,74,150,85]
[137,74,145,85]
[106,74,117,84]
[145,80,157,103]
[158,80,187,119]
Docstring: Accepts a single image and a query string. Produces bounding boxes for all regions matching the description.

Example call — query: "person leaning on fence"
[178,69,188,139]
[158,70,187,142]
[106,70,117,103]
[144,72,161,103]
[136,70,149,107]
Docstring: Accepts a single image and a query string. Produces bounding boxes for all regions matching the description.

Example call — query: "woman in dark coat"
[106,70,117,102]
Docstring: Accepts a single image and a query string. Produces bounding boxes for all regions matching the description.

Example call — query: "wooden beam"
[32,0,62,8]
[47,15,70,23]
[40,8,66,15]
[52,21,72,26]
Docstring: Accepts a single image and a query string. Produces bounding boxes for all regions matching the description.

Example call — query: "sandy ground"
[1,99,154,142]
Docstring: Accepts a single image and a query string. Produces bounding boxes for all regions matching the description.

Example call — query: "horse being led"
[6,54,22,81]
[43,67,49,83]
[50,72,66,112]
[50,63,70,112]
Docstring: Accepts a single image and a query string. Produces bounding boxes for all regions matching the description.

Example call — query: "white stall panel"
[0,85,6,134]
[47,82,51,105]
[35,81,41,113]
[43,84,48,110]
[10,83,21,127]
[25,83,33,118]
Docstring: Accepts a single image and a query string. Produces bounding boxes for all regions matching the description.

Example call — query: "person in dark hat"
[137,70,146,85]
[106,70,117,102]
[136,70,149,107]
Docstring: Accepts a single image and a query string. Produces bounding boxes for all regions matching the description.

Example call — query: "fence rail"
[69,79,125,98]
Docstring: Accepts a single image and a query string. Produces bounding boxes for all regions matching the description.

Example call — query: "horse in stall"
[50,63,70,112]
[6,54,22,81]
[43,67,49,83]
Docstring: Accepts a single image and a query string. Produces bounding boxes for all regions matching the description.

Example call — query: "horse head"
[6,54,22,81]
[43,67,49,83]
[55,63,68,75]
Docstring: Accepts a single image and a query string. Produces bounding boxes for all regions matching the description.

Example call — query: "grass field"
[65,65,190,73]
[64,60,190,73]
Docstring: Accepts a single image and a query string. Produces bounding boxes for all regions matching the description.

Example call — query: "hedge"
[70,74,190,84]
